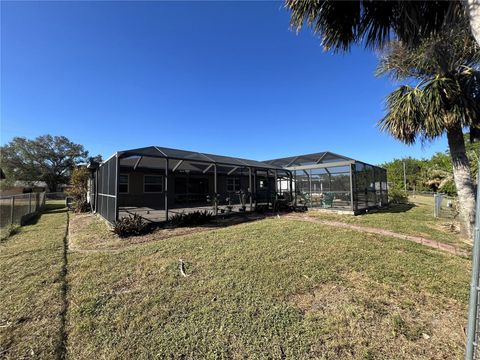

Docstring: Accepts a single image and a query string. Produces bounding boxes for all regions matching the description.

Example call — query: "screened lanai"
[264,152,388,213]
[93,146,293,224]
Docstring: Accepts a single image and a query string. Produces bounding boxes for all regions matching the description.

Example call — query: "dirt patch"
[289,272,466,358]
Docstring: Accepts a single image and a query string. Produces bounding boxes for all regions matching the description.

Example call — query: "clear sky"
[1,1,448,165]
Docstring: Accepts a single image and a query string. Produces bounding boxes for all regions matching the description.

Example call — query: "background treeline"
[380,134,479,196]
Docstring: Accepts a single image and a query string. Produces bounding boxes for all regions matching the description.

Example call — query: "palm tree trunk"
[446,123,476,239]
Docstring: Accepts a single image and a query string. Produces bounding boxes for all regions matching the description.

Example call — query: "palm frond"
[378,86,425,144]
[285,0,465,52]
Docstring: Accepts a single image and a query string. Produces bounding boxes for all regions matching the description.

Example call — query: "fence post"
[10,196,15,225]
[465,160,480,359]
[29,193,32,213]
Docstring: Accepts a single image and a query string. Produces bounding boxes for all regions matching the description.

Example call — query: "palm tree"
[285,0,480,50]
[377,24,480,238]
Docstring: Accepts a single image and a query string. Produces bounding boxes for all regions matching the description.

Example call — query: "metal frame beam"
[203,163,214,174]
[286,160,354,171]
[133,156,143,170]
[316,152,327,164]
[172,160,184,172]
[165,159,169,220]
[227,167,239,175]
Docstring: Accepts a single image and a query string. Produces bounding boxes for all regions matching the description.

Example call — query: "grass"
[1,205,471,358]
[0,204,67,359]
[308,195,467,250]
[66,214,469,358]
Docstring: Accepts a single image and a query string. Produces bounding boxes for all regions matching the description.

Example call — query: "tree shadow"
[22,204,67,226]
[356,203,416,216]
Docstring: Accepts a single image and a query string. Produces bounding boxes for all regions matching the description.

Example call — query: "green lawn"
[1,206,471,359]
[0,204,67,359]
[308,195,468,251]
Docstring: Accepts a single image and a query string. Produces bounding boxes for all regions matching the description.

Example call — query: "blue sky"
[1,1,448,164]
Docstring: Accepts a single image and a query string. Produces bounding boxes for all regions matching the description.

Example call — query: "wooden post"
[165,159,169,221]
[10,196,15,225]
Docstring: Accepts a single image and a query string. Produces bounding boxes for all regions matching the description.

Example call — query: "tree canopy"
[377,23,480,144]
[0,135,89,192]
[285,0,475,51]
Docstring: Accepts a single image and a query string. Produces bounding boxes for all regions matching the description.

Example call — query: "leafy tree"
[0,135,88,192]
[380,157,428,191]
[285,0,480,50]
[67,166,91,212]
[377,24,480,238]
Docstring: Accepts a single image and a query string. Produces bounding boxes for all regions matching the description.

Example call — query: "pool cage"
[92,146,293,224]
[265,152,388,213]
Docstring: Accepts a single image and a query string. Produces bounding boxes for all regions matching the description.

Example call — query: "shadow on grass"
[356,203,416,216]
[22,204,67,226]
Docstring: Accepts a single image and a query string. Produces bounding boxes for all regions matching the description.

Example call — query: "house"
[90,146,387,224]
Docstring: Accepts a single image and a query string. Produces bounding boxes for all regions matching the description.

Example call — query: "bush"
[73,200,91,213]
[388,188,409,204]
[169,210,213,227]
[0,224,20,241]
[113,214,149,237]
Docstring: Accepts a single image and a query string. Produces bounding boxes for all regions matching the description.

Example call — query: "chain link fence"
[0,192,47,228]
[408,191,458,219]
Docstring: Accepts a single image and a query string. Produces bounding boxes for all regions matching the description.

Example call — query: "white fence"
[0,192,46,228]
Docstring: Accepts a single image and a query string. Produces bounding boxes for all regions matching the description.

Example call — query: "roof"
[264,151,355,168]
[117,146,284,170]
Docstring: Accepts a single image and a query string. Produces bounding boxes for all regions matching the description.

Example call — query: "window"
[227,178,241,192]
[259,180,267,189]
[119,174,129,193]
[144,175,163,193]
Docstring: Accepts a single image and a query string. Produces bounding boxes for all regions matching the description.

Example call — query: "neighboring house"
[90,146,387,224]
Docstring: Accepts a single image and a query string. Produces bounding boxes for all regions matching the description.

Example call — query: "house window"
[119,174,129,193]
[227,178,241,192]
[144,175,163,193]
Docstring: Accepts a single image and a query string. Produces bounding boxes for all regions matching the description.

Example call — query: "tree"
[377,24,480,238]
[285,0,480,50]
[380,157,427,191]
[0,135,88,192]
[67,166,91,212]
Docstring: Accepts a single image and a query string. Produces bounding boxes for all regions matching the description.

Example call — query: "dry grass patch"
[66,218,469,359]
[290,272,465,358]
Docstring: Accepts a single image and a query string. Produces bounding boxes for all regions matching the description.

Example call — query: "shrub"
[388,188,409,204]
[113,214,148,237]
[73,200,91,213]
[67,166,93,213]
[439,178,457,196]
[0,224,20,241]
[169,210,213,227]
